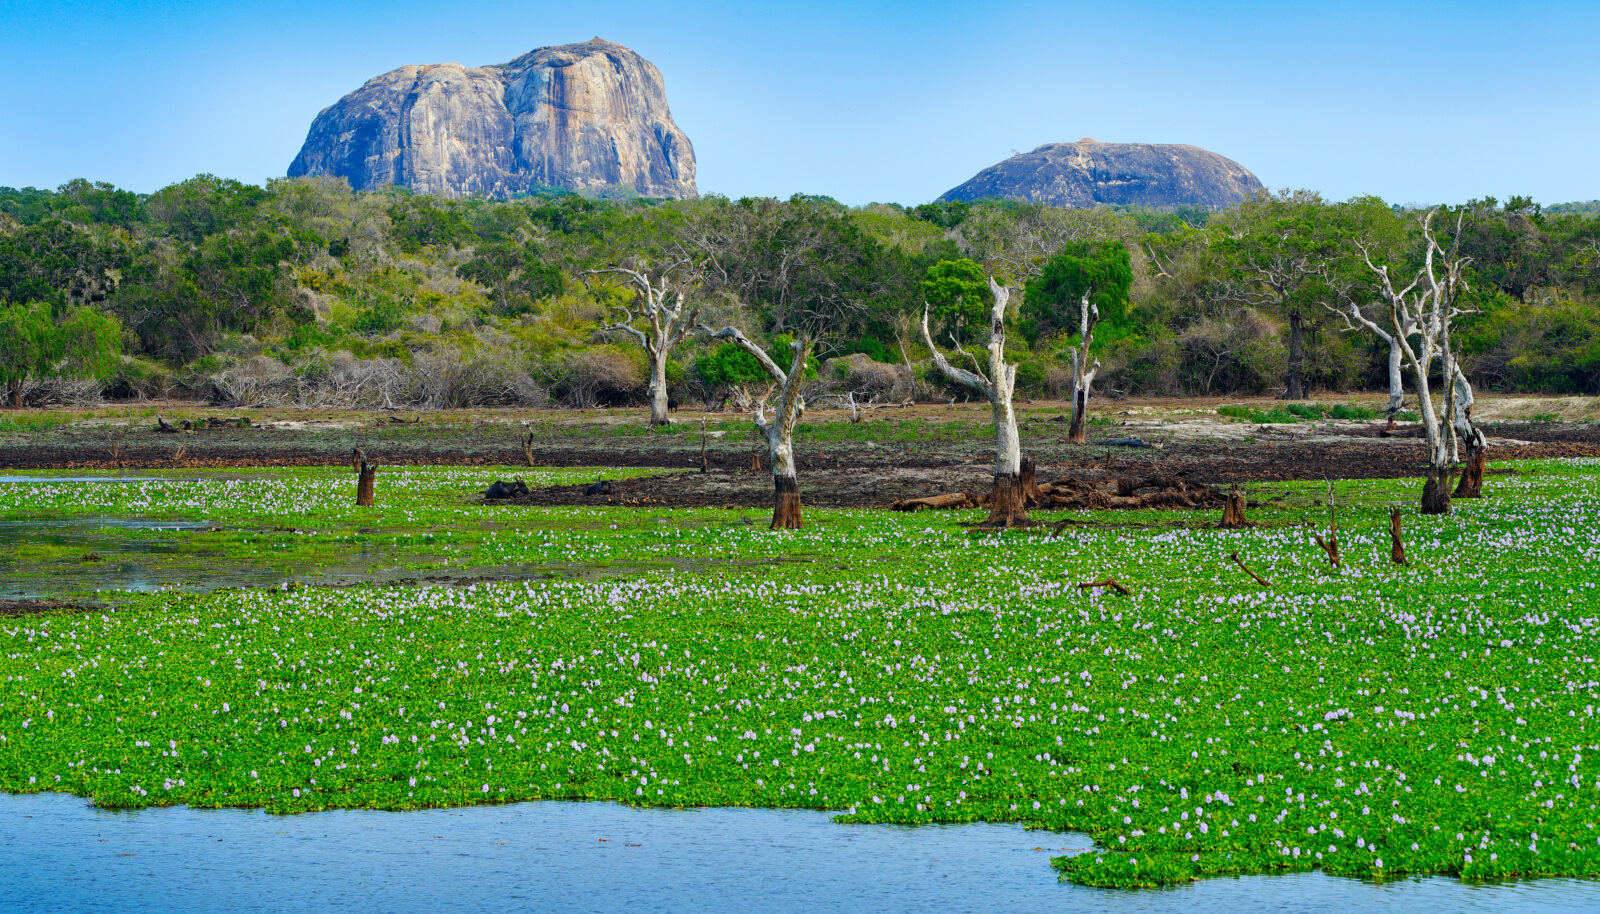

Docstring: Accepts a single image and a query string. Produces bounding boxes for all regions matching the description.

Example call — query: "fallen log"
[891,492,978,512]
[1077,578,1132,596]
[896,473,1224,512]
[1229,551,1273,588]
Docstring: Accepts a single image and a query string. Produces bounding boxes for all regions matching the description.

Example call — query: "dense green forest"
[1,176,1597,409]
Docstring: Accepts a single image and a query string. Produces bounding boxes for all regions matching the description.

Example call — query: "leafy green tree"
[919,258,992,346]
[692,342,769,407]
[1022,241,1133,343]
[57,307,123,380]
[147,175,268,244]
[386,193,473,253]
[457,243,564,314]
[1023,242,1132,442]
[1211,190,1336,400]
[0,219,129,308]
[0,302,121,407]
[0,303,52,407]
[55,179,145,228]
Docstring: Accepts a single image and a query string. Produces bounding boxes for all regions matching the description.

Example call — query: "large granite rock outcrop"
[939,139,1263,209]
[288,38,696,199]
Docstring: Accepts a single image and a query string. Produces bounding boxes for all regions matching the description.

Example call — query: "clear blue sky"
[2,0,1596,206]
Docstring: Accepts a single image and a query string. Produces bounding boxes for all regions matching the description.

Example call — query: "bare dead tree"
[697,323,812,528]
[1359,211,1475,514]
[920,276,1030,527]
[581,260,705,426]
[1328,285,1415,428]
[1066,290,1100,445]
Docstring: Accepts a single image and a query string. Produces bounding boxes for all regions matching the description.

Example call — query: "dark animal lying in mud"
[1100,436,1154,448]
[484,479,530,499]
[586,480,614,496]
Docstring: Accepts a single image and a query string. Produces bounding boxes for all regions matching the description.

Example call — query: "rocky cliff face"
[939,139,1263,209]
[288,38,696,199]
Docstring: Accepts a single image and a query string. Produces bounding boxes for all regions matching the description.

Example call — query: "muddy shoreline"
[3,413,1596,511]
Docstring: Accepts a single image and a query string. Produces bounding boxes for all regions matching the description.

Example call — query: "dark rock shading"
[939,139,1263,209]
[289,38,696,200]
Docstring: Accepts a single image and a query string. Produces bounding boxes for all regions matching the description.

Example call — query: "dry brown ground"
[2,395,1595,511]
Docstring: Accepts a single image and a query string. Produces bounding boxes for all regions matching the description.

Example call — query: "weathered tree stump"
[1453,434,1487,498]
[1220,484,1250,528]
[981,472,1031,528]
[1020,457,1044,508]
[771,474,803,529]
[521,431,536,468]
[1389,508,1409,565]
[1421,470,1451,515]
[1067,386,1089,445]
[353,448,377,507]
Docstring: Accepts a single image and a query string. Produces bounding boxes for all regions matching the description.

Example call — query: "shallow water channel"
[0,472,814,598]
[2,793,1596,914]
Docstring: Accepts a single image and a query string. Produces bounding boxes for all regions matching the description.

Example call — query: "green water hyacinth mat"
[1,460,1598,888]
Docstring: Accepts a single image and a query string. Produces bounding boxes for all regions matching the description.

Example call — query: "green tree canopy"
[919,258,993,345]
[1022,241,1133,344]
[0,302,122,405]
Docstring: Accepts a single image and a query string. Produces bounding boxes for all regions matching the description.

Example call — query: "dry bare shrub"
[405,346,548,409]
[1176,308,1285,395]
[1043,362,1075,400]
[212,356,298,407]
[824,352,914,401]
[548,346,645,408]
[20,377,103,407]
[293,287,333,322]
[301,352,408,408]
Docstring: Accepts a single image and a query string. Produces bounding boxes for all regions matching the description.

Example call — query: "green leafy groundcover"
[2,462,1599,889]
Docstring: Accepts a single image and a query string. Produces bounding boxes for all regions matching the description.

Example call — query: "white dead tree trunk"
[697,324,812,528]
[584,261,703,426]
[1361,211,1474,514]
[921,275,1031,527]
[1450,363,1487,498]
[1066,290,1100,445]
[1329,293,1415,428]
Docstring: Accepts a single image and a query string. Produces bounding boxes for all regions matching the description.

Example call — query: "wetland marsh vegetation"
[1,461,1598,889]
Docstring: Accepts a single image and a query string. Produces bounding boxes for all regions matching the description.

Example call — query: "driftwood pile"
[891,471,1225,512]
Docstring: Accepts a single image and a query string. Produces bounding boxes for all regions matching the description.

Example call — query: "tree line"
[5,175,1596,519]
[2,177,1596,410]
